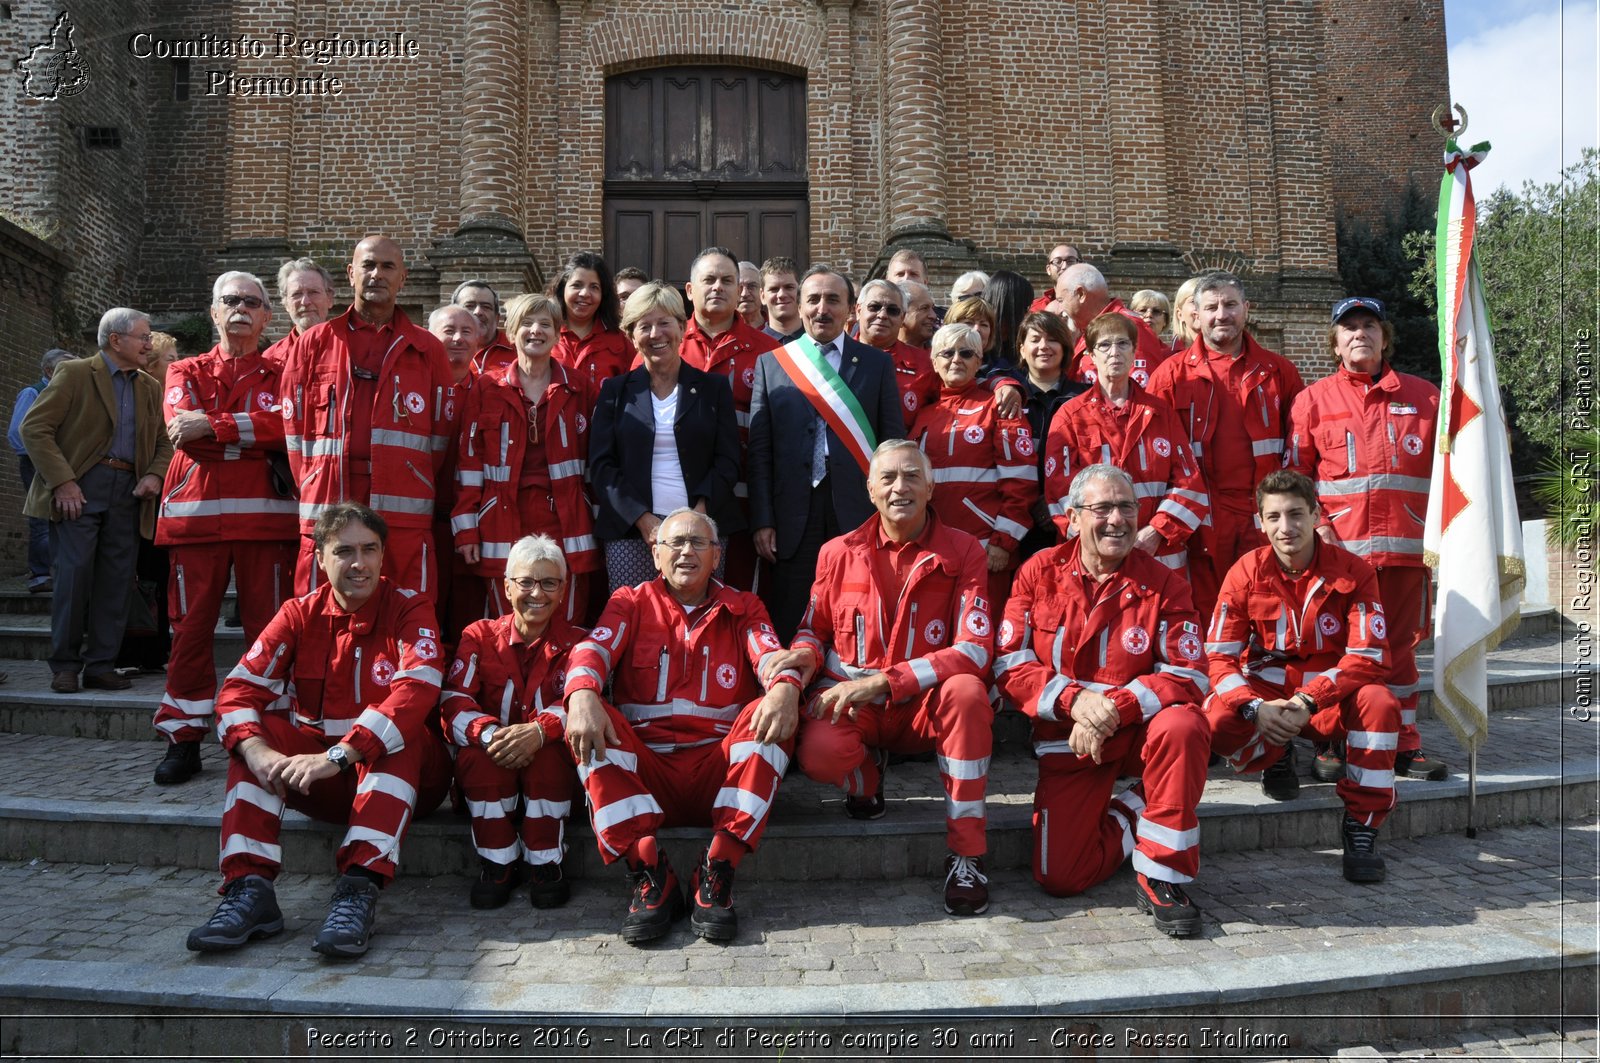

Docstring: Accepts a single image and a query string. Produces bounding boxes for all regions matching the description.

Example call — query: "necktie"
[811,342,835,486]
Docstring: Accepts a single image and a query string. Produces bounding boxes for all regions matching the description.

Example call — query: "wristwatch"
[325,744,353,773]
[1239,698,1262,722]
[1294,692,1318,713]
[480,724,499,749]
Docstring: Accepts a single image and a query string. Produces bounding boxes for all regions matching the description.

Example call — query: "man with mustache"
[453,280,516,376]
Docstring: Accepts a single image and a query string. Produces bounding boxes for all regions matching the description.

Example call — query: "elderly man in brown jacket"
[22,307,173,693]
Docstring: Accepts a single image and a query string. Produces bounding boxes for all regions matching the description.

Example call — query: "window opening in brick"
[83,127,122,149]
[171,59,190,101]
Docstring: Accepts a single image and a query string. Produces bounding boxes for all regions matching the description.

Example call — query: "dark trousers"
[48,464,139,676]
[764,477,841,643]
[17,455,50,582]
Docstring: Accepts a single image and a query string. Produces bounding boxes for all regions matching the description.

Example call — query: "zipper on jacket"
[656,646,670,702]
[176,565,188,616]
[354,646,363,704]
[906,601,919,657]
[699,646,710,702]
[855,613,867,665]
[404,460,432,489]
[272,562,281,606]
[161,463,196,507]
[1345,432,1357,474]
[1387,422,1398,468]
[420,540,429,594]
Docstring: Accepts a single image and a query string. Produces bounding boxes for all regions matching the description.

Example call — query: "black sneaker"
[1396,749,1449,780]
[528,861,570,909]
[153,741,202,785]
[845,747,889,820]
[1311,741,1344,783]
[621,850,684,945]
[312,873,380,958]
[688,851,738,942]
[943,852,990,916]
[1261,744,1300,801]
[469,859,522,910]
[186,875,284,952]
[1341,815,1386,883]
[1133,872,1202,937]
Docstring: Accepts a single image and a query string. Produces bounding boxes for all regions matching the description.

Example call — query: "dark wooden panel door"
[604,66,807,286]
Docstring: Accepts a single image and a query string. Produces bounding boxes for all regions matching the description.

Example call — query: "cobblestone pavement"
[1310,1023,1600,1059]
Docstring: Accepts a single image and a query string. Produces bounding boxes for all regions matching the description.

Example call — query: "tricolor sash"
[770,337,878,474]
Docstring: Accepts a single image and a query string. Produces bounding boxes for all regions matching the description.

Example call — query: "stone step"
[1,819,1593,1057]
[0,586,240,617]
[0,616,244,665]
[0,709,1591,882]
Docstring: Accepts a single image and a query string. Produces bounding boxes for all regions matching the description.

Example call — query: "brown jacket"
[20,353,174,537]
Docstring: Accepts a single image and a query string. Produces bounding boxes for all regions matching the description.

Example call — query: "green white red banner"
[770,336,878,475]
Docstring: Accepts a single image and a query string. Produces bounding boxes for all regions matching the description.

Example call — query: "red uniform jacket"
[909,382,1037,552]
[794,512,993,705]
[156,345,297,545]
[440,614,585,748]
[995,545,1208,737]
[215,578,445,765]
[452,360,599,576]
[885,339,938,419]
[1286,367,1439,569]
[1043,382,1209,566]
[1068,300,1169,389]
[1206,543,1390,711]
[563,579,797,752]
[474,331,517,376]
[553,322,633,390]
[278,307,458,532]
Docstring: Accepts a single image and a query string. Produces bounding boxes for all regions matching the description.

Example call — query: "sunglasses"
[934,347,982,361]
[218,294,266,310]
[863,302,903,316]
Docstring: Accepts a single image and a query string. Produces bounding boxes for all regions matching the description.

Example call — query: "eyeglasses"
[1079,501,1139,518]
[218,294,266,310]
[933,347,982,361]
[863,302,903,317]
[1093,338,1134,352]
[506,576,563,593]
[657,535,714,552]
[1049,256,1080,268]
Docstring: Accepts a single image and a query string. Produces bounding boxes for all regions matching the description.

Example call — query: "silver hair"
[1060,263,1107,294]
[949,270,989,303]
[738,260,761,278]
[276,257,333,296]
[1194,270,1246,303]
[212,271,272,311]
[658,506,720,544]
[896,279,932,305]
[40,348,75,375]
[505,533,567,578]
[858,278,902,306]
[452,279,500,310]
[428,304,482,336]
[1066,463,1136,509]
[870,437,933,478]
[929,321,980,356]
[97,307,150,349]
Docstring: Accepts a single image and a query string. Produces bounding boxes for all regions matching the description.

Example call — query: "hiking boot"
[469,859,522,910]
[186,875,284,952]
[527,861,570,909]
[1341,815,1386,883]
[943,853,989,916]
[1396,749,1449,780]
[621,849,684,945]
[153,741,202,785]
[688,850,738,942]
[1311,741,1344,783]
[1133,872,1202,937]
[1261,744,1300,801]
[845,747,889,820]
[312,873,380,958]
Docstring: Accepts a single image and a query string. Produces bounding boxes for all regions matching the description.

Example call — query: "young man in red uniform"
[1054,263,1169,388]
[1147,272,1305,619]
[277,236,459,601]
[1288,297,1447,782]
[1204,470,1400,882]
[151,271,299,785]
[791,440,996,916]
[562,508,803,945]
[442,534,584,909]
[186,503,452,958]
[995,463,1211,936]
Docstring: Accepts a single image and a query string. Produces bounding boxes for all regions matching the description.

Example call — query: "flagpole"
[1467,748,1478,839]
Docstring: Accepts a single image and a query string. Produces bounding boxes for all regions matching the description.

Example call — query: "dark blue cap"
[1332,297,1386,323]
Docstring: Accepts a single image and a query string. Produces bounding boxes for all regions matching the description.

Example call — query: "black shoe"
[82,671,132,691]
[312,873,380,958]
[469,859,522,909]
[689,851,738,942]
[1133,872,1202,937]
[528,861,570,909]
[28,579,51,594]
[1311,741,1345,783]
[185,875,283,952]
[153,741,202,785]
[1396,749,1449,780]
[1341,814,1386,883]
[621,849,684,945]
[845,747,888,820]
[1261,744,1300,801]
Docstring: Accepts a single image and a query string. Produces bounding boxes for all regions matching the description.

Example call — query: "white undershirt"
[650,386,689,514]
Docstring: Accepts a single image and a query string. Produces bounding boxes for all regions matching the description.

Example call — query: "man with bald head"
[277,236,458,601]
[1029,243,1080,312]
[1054,264,1168,388]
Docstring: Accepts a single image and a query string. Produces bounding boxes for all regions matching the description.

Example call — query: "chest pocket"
[1246,592,1294,653]
[831,589,875,664]
[628,641,671,703]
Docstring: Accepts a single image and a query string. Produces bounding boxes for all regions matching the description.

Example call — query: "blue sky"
[1444,0,1597,193]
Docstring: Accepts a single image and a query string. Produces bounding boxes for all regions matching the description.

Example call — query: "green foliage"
[1532,425,1599,547]
[163,313,214,354]
[1335,181,1440,383]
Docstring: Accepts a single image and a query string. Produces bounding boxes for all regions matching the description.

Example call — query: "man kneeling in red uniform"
[995,463,1211,936]
[1205,470,1400,882]
[562,508,802,945]
[186,502,452,958]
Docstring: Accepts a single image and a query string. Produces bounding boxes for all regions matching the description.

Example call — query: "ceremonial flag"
[1423,138,1525,752]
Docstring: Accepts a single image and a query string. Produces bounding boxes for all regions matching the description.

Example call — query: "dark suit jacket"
[747,334,906,559]
[589,360,742,540]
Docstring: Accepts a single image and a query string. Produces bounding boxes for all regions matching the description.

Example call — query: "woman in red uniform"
[549,251,633,389]
[908,322,1037,608]
[453,292,600,623]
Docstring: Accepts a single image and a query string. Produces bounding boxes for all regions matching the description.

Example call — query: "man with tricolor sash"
[748,265,905,640]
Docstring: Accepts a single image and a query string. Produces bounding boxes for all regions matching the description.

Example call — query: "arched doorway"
[603,66,808,286]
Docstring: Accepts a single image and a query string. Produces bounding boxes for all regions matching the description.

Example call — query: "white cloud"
[1446,0,1598,194]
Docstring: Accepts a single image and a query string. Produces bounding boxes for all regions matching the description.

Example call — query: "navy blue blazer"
[588,360,742,540]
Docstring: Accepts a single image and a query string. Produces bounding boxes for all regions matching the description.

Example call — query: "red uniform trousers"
[578,698,794,863]
[798,672,992,856]
[153,540,296,744]
[217,713,452,887]
[1190,508,1264,622]
[1206,682,1399,828]
[454,742,578,867]
[1376,565,1429,754]
[295,527,435,602]
[1032,702,1209,896]
[434,517,489,648]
